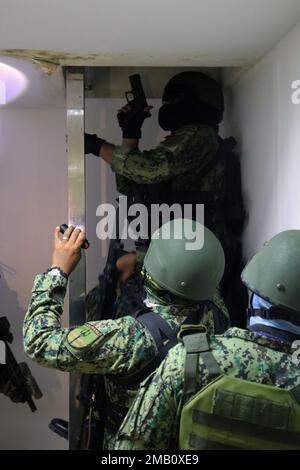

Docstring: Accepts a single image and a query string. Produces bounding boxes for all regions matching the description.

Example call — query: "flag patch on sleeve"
[67,324,102,350]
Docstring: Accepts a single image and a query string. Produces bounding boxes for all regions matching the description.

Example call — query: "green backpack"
[179,325,300,450]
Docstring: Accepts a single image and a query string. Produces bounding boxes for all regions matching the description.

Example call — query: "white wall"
[0,109,68,449]
[226,20,300,260]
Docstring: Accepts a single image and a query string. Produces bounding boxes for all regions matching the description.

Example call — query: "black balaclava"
[158,83,220,132]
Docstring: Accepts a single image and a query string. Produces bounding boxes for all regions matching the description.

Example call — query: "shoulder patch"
[67,324,102,350]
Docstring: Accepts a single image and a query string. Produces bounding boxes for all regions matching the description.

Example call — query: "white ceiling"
[1,0,300,108]
[1,0,300,66]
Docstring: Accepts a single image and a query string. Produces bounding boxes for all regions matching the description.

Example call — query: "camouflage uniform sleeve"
[23,274,156,374]
[115,344,185,450]
[111,125,218,186]
[111,144,171,185]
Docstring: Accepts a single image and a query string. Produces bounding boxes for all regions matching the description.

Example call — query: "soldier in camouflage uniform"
[85,71,246,326]
[23,220,228,449]
[86,251,228,335]
[115,230,300,450]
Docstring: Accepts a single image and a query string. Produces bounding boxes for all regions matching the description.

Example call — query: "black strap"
[107,307,179,387]
[128,309,208,387]
[109,306,220,390]
[108,308,205,388]
[135,308,176,350]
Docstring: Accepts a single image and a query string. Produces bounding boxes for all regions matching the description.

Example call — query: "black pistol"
[125,74,149,115]
[59,224,90,249]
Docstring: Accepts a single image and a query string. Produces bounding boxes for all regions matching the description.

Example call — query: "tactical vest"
[103,307,192,435]
[104,303,227,436]
[136,137,245,238]
[179,326,300,450]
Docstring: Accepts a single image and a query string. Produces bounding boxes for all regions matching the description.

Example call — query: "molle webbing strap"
[191,408,300,447]
[181,329,221,404]
[189,433,241,450]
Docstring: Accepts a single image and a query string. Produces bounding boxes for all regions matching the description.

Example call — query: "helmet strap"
[247,307,300,327]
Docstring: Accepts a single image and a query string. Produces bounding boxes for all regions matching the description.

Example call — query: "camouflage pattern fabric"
[112,124,220,190]
[112,123,246,328]
[86,274,229,336]
[115,327,300,450]
[23,274,229,449]
[86,271,229,449]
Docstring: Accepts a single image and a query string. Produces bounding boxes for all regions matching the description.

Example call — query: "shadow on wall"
[0,262,69,449]
[0,262,63,402]
[0,262,25,351]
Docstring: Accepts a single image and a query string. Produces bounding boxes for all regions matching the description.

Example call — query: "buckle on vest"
[178,324,207,342]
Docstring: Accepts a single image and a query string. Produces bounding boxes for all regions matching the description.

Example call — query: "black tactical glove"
[84,133,106,156]
[117,106,151,139]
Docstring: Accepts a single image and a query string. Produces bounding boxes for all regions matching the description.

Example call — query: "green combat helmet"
[162,71,224,123]
[144,218,225,302]
[241,230,300,314]
[179,229,300,451]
